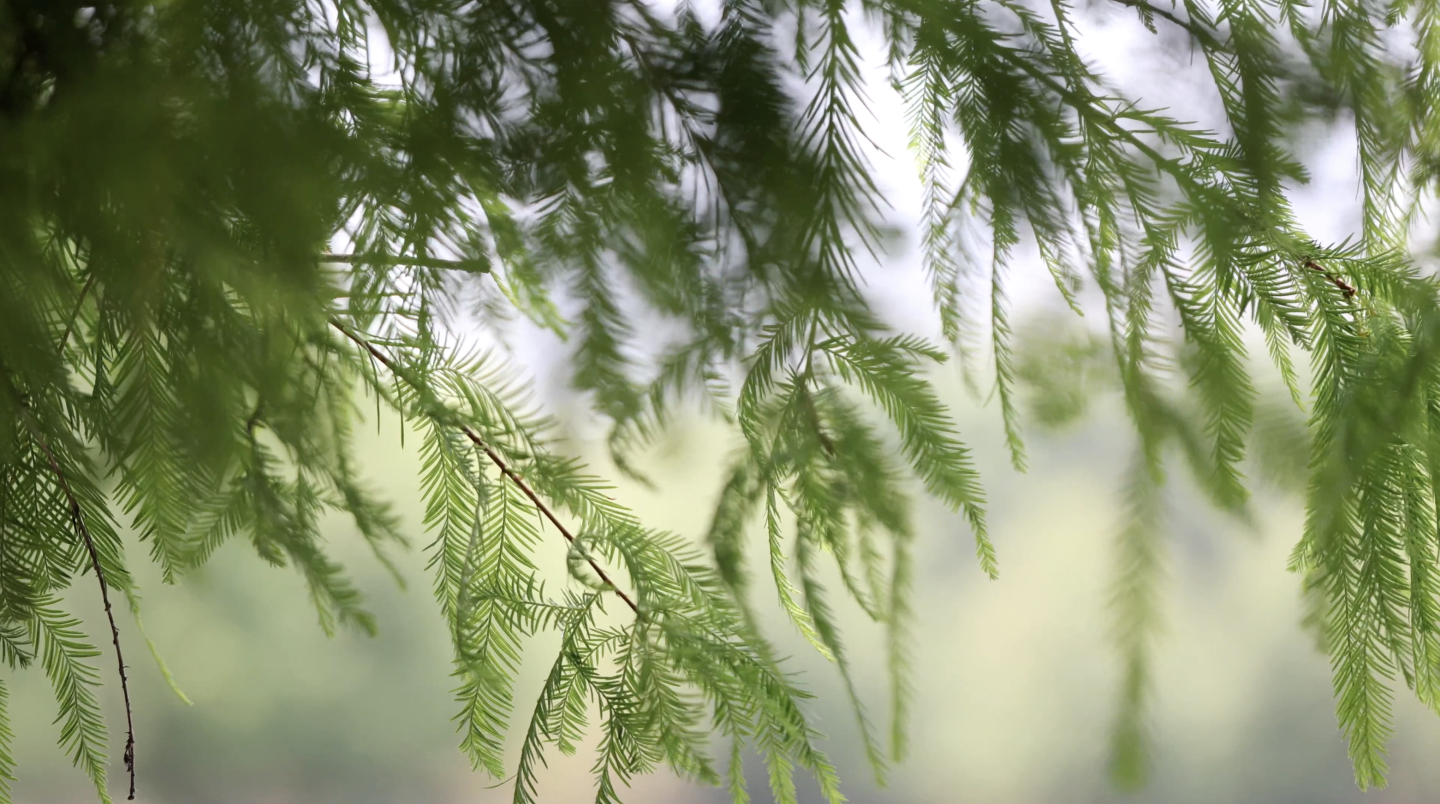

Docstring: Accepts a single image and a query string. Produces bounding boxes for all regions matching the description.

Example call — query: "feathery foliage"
[6,0,1440,798]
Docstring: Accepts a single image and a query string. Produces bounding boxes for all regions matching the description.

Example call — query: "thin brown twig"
[14,278,139,799]
[327,319,639,614]
[18,409,136,800]
[1305,260,1357,299]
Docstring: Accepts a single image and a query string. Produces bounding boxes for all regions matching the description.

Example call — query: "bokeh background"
[12,2,1440,802]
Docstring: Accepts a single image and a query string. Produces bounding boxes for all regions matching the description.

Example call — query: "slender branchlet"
[328,319,640,614]
[20,410,136,800]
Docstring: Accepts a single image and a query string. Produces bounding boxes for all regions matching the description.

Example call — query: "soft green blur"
[10,379,1440,804]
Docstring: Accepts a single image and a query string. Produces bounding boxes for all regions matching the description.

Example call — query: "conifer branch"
[1306,260,1358,298]
[32,269,138,798]
[15,407,135,800]
[319,253,490,273]
[995,48,1196,189]
[327,319,640,614]
[471,434,640,613]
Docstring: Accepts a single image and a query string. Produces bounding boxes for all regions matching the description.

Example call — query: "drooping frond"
[1107,454,1167,790]
[31,604,111,804]
[0,680,15,804]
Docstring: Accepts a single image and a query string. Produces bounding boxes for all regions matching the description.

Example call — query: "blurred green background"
[9,359,1440,804]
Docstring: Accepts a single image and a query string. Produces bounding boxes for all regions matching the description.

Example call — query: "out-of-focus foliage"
[1015,319,1114,431]
[5,0,1440,800]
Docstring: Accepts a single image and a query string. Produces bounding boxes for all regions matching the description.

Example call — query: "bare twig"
[320,252,490,273]
[1305,260,1357,299]
[18,410,136,799]
[327,319,639,614]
